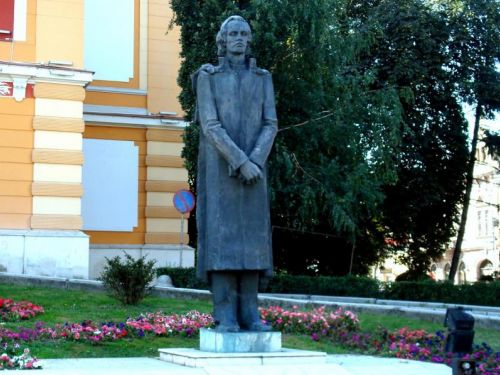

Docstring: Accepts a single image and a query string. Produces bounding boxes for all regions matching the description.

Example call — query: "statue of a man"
[193,15,278,332]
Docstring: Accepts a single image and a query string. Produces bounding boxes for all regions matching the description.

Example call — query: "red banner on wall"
[0,81,13,96]
[0,81,34,99]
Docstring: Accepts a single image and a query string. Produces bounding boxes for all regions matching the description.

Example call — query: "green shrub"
[100,254,156,305]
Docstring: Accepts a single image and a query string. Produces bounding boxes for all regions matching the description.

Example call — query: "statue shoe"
[215,323,240,332]
[245,321,272,332]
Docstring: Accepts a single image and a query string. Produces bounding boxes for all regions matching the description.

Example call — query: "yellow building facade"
[0,0,193,279]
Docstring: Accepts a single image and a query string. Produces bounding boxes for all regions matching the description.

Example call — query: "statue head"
[216,15,252,57]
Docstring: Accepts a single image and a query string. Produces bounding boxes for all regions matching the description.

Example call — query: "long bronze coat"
[194,58,278,282]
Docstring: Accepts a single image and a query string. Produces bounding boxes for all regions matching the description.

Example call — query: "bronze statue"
[193,15,278,332]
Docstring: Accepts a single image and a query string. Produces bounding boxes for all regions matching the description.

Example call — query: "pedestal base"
[200,328,281,353]
[158,348,328,368]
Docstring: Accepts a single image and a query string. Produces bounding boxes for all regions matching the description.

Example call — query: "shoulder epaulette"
[255,68,270,76]
[199,64,216,74]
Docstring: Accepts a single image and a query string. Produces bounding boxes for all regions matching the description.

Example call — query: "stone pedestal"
[158,348,328,368]
[159,330,328,368]
[200,328,281,353]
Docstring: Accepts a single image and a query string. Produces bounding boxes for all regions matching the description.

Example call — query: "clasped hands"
[239,160,262,184]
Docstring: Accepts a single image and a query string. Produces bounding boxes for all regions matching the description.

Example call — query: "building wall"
[0,62,93,279]
[375,137,500,283]
[81,125,189,246]
[0,0,192,279]
[31,83,86,230]
[147,0,183,115]
[83,125,147,244]
[36,0,84,67]
[82,0,188,247]
[435,143,500,282]
[0,0,37,62]
[144,128,189,245]
[83,0,184,116]
[0,98,34,229]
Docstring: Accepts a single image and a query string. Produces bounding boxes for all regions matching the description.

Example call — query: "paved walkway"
[35,355,452,375]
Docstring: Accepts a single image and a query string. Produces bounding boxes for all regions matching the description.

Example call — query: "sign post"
[172,190,195,266]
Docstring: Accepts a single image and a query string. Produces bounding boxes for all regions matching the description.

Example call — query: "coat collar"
[216,57,258,73]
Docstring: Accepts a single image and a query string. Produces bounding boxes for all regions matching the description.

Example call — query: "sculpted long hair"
[216,15,252,57]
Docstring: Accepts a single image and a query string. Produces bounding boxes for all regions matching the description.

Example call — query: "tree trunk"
[448,104,481,282]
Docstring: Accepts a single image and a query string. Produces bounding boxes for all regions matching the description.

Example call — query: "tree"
[171,0,404,275]
[483,130,500,162]
[348,0,469,278]
[446,0,500,282]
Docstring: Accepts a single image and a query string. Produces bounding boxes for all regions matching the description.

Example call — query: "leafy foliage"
[170,0,499,278]
[445,0,500,281]
[171,0,403,275]
[483,130,500,162]
[346,0,470,276]
[100,254,157,305]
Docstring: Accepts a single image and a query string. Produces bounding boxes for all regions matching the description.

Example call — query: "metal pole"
[179,214,185,266]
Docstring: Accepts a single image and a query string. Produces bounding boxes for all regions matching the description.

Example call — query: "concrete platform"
[159,348,327,367]
[33,355,452,375]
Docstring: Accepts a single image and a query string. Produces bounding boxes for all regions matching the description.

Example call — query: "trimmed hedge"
[265,274,381,298]
[157,267,500,307]
[384,280,500,306]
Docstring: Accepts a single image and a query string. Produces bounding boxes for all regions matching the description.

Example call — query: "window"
[444,263,451,279]
[477,209,493,237]
[82,139,139,231]
[0,0,15,41]
[478,259,494,280]
[458,262,467,284]
[84,0,134,81]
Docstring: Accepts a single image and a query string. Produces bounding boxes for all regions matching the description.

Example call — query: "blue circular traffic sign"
[173,190,195,214]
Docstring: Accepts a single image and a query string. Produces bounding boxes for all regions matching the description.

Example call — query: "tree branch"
[278,111,334,133]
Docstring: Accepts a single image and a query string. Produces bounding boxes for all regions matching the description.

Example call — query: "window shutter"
[0,0,15,41]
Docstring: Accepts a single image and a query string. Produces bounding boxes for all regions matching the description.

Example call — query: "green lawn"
[0,283,497,359]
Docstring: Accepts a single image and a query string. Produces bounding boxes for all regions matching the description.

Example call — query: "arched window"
[478,259,494,281]
[444,263,451,279]
[430,264,437,280]
[458,262,467,284]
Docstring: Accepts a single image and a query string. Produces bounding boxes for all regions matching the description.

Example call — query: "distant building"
[374,127,499,283]
[0,0,194,280]
[433,131,499,283]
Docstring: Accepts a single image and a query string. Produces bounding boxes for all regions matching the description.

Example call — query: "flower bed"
[0,342,41,370]
[0,310,214,345]
[0,299,44,322]
[259,305,359,340]
[0,300,498,374]
[332,326,499,374]
[259,306,499,375]
[126,310,214,338]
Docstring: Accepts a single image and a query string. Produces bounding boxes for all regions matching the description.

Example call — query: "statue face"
[225,20,251,56]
